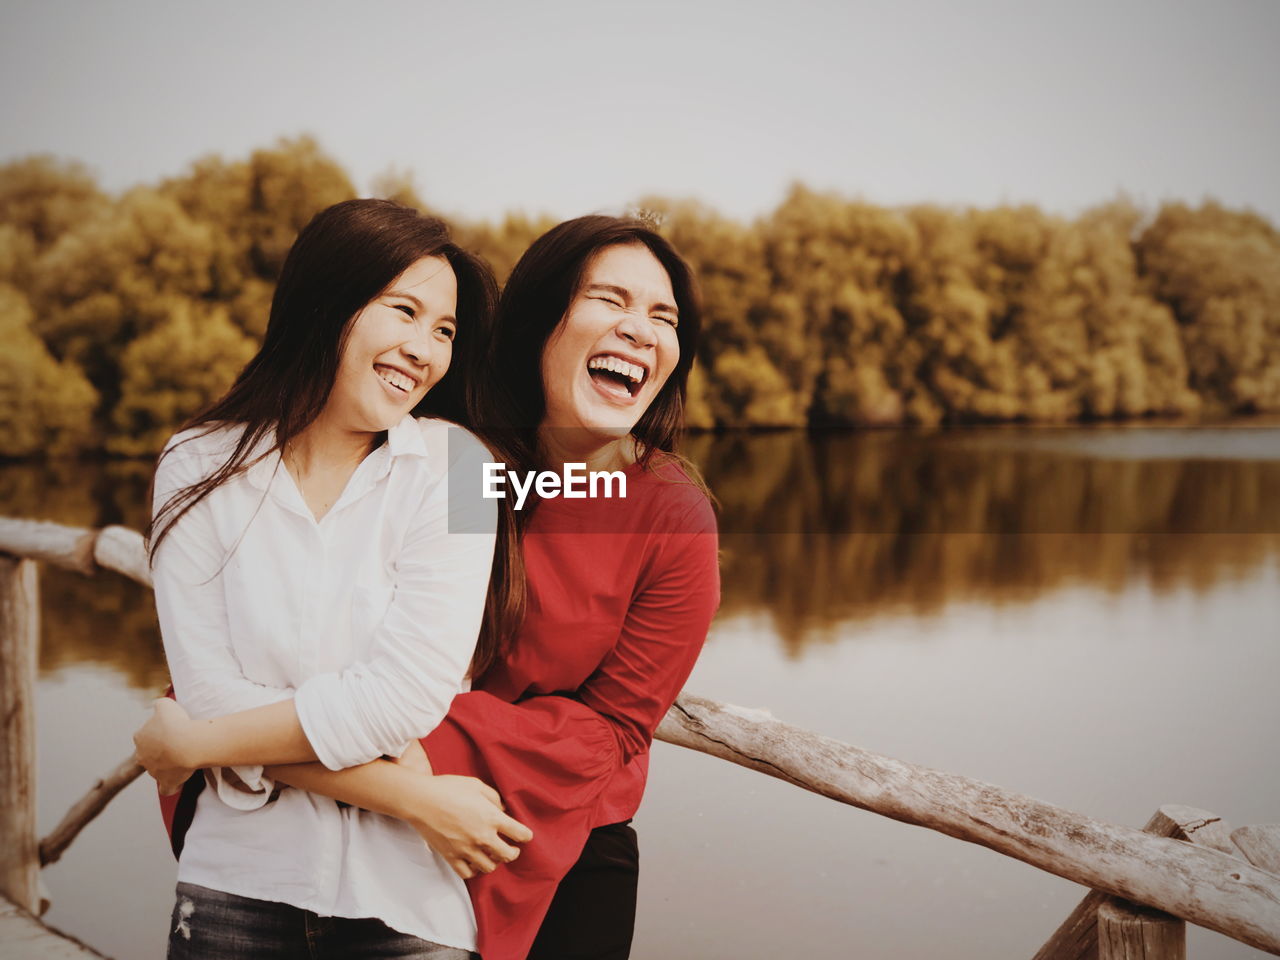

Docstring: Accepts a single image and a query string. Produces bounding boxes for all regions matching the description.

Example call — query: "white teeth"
[376,366,415,392]
[588,356,645,383]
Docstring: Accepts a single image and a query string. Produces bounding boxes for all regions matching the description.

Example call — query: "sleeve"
[573,499,721,767]
[292,432,498,770]
[151,437,294,811]
[424,495,720,960]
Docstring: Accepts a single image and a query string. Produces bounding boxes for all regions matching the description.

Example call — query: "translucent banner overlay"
[448,424,1280,534]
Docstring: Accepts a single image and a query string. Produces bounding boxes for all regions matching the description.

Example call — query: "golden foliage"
[0,142,1277,458]
[109,300,258,456]
[0,284,97,457]
[1136,202,1280,412]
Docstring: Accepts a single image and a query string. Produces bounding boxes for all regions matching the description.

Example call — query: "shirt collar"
[241,416,427,493]
[386,415,428,459]
[362,416,428,489]
[242,430,284,492]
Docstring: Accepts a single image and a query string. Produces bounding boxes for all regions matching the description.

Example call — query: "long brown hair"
[476,215,707,506]
[147,198,520,675]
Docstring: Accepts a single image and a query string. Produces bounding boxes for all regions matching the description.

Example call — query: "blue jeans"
[167,882,475,960]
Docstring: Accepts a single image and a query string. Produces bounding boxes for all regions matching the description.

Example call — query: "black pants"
[526,820,639,960]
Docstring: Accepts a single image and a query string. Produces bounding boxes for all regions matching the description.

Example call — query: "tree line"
[2,136,1278,458]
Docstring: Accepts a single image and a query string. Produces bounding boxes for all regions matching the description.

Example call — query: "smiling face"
[326,255,459,433]
[540,242,681,443]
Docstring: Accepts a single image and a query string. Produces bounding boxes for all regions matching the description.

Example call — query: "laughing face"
[540,242,681,442]
[327,255,458,433]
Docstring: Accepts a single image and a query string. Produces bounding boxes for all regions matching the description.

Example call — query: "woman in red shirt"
[139,215,720,959]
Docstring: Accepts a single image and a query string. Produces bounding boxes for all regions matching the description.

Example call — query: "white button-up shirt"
[151,415,496,950]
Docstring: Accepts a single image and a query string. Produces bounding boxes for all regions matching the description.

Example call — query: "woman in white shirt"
[139,199,531,959]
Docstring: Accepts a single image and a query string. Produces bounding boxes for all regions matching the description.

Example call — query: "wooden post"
[1098,899,1185,960]
[1032,805,1238,960]
[0,557,40,914]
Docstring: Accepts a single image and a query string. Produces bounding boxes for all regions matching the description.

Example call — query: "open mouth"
[374,363,420,396]
[586,353,648,401]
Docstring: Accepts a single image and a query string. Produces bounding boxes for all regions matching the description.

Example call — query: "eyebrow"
[386,290,457,325]
[585,283,679,317]
[386,290,423,309]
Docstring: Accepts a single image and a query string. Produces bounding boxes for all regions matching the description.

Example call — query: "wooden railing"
[2,516,1278,959]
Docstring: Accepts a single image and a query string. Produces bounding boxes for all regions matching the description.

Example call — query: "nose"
[616,311,657,350]
[400,328,436,368]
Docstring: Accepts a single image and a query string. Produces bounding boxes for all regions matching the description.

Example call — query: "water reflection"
[686,429,1280,534]
[687,428,1280,654]
[716,531,1278,655]
[3,428,1277,681]
[0,458,154,529]
[40,567,168,690]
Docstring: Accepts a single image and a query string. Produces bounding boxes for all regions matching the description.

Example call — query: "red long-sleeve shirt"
[425,455,720,959]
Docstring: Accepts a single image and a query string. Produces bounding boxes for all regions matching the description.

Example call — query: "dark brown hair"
[148,198,520,675]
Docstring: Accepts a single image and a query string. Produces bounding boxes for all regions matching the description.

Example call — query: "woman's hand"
[133,698,198,796]
[407,775,534,880]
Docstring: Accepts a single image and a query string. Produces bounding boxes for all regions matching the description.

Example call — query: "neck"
[537,427,635,475]
[287,410,380,474]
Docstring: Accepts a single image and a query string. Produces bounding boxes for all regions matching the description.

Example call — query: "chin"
[360,404,411,433]
[578,407,642,439]
[588,422,634,440]
[549,416,633,447]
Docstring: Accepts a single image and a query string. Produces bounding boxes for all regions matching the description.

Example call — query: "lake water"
[5,423,1279,959]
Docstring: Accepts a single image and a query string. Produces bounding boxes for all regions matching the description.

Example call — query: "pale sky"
[2,0,1278,225]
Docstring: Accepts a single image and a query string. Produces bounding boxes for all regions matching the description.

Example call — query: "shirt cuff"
[293,673,363,770]
[207,764,276,811]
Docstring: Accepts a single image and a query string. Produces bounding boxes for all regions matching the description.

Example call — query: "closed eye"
[655,314,679,328]
[591,295,624,308]
[394,304,416,318]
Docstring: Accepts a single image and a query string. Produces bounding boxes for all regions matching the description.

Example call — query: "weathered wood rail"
[2,516,1279,959]
[658,700,1280,956]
